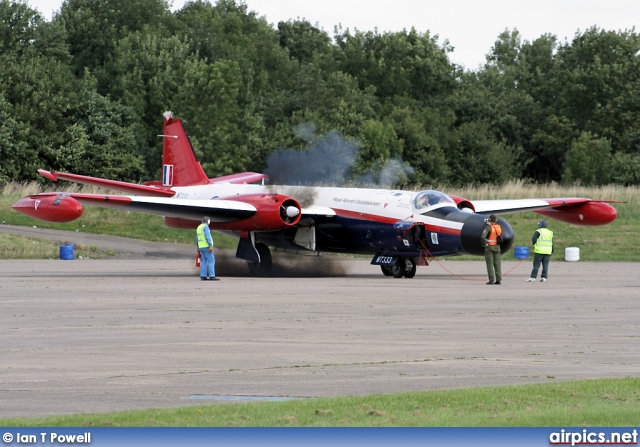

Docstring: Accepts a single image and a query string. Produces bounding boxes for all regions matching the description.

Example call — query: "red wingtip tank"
[12,195,83,223]
[536,200,618,226]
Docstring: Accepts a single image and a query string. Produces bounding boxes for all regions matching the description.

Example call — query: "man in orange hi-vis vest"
[481,214,503,285]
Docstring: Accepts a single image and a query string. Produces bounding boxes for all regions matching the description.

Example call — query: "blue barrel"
[514,245,529,259]
[60,244,75,260]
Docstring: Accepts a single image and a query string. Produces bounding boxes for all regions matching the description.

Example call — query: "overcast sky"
[27,0,640,69]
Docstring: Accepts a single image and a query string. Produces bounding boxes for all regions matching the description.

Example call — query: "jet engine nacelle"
[12,194,83,223]
[458,213,514,256]
[214,194,302,231]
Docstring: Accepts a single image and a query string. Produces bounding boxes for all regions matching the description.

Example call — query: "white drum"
[565,247,580,261]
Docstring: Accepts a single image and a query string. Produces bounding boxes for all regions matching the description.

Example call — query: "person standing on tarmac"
[526,220,554,282]
[481,214,503,285]
[196,216,219,281]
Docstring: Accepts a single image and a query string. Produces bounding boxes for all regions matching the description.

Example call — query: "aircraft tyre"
[391,258,406,278]
[380,265,393,276]
[247,242,272,276]
[403,257,417,278]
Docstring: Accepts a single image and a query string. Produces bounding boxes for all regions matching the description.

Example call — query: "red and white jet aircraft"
[13,112,619,278]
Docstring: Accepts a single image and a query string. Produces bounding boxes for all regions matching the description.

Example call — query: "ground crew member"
[526,220,553,282]
[481,214,503,285]
[196,216,219,281]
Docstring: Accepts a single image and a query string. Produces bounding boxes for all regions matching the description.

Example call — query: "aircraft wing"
[13,192,337,228]
[13,193,256,223]
[38,170,177,197]
[209,172,268,184]
[73,194,260,222]
[37,170,269,195]
[470,198,566,214]
[467,198,618,226]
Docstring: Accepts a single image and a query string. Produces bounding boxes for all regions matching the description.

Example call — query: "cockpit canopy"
[413,190,456,211]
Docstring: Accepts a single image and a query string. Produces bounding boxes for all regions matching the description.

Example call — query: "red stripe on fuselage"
[332,208,462,236]
[425,225,461,236]
[332,208,398,225]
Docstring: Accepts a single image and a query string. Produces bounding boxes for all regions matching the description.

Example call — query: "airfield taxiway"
[1,248,639,418]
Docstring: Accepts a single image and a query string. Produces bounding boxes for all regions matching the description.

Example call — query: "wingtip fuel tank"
[12,195,83,223]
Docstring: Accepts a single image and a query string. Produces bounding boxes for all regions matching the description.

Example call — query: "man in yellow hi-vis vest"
[196,216,219,281]
[526,220,553,283]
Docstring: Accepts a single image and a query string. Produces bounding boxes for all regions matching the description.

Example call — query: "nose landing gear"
[380,257,417,278]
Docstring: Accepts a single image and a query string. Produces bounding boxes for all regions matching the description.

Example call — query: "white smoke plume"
[358,158,415,186]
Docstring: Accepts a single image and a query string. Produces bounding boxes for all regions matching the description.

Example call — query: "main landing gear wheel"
[403,257,417,278]
[247,242,272,276]
[382,257,417,278]
[390,258,406,278]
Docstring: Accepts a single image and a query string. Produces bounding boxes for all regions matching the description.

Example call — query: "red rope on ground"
[414,236,526,281]
[431,256,526,281]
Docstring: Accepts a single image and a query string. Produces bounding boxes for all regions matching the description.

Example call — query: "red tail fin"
[160,111,210,187]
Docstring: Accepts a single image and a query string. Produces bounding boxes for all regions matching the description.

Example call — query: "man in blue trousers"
[196,216,219,281]
[526,220,554,282]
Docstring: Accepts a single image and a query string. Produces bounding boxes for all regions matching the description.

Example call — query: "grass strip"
[1,378,638,427]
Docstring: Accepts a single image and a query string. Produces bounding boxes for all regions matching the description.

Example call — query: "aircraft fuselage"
[170,183,514,259]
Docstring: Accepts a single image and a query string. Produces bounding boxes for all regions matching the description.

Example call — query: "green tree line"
[2,0,639,187]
